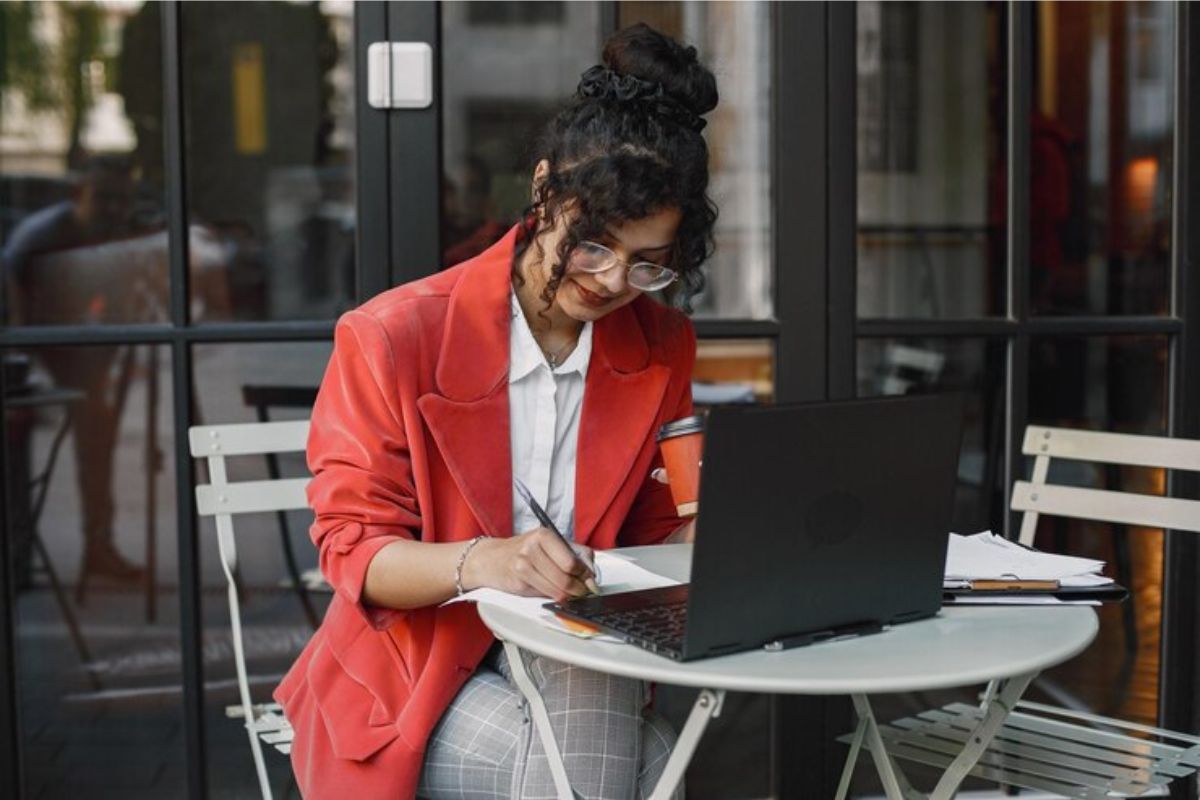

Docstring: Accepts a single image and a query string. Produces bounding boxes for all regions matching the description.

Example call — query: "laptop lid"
[680,393,965,660]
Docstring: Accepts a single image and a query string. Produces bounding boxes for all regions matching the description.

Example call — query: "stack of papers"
[944,531,1114,605]
[444,551,681,640]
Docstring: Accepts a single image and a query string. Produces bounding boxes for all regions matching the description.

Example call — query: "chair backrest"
[1012,425,1200,546]
[188,419,311,800]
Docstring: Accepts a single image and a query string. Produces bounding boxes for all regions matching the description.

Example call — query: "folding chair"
[852,425,1200,798]
[189,420,312,800]
[240,384,324,628]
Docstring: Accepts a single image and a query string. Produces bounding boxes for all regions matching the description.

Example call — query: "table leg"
[849,670,1039,800]
[646,688,725,800]
[500,640,724,800]
[501,640,578,800]
[851,694,919,800]
[927,670,1036,799]
[834,716,868,800]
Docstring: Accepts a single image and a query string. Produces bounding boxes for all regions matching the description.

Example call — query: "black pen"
[513,477,601,593]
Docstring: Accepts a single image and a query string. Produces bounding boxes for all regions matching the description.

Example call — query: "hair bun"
[576,65,707,132]
[594,22,718,124]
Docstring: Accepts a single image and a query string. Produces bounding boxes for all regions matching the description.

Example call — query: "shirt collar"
[509,289,592,383]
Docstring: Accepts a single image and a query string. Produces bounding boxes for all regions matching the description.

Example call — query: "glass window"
[181,1,357,323]
[1027,335,1169,726]
[439,2,606,269]
[0,2,168,328]
[857,1,1007,319]
[1030,2,1174,316]
[693,338,773,405]
[620,2,773,320]
[192,341,331,796]
[857,337,1008,532]
[440,3,773,321]
[3,344,182,798]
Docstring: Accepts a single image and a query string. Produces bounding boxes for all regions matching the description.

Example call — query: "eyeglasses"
[568,240,678,292]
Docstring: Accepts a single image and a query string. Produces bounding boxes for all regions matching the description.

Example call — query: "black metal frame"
[769,3,856,795]
[0,349,21,800]
[777,1,1200,796]
[0,3,396,797]
[1162,4,1200,798]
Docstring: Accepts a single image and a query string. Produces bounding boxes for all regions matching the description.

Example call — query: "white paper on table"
[944,531,1108,582]
[443,551,681,641]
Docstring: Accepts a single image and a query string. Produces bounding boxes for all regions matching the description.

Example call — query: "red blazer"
[274,221,696,798]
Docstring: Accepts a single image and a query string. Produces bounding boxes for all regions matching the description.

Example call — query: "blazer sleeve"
[306,309,419,630]
[618,315,697,547]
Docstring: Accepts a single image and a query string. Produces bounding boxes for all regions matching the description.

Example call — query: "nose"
[592,262,628,294]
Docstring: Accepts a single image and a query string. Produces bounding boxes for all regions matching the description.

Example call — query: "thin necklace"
[543,337,575,368]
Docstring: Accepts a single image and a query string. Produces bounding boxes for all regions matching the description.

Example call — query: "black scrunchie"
[576,65,707,133]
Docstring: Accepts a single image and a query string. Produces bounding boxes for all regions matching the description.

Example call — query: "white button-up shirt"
[509,290,593,539]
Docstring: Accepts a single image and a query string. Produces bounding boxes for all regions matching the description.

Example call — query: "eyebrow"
[603,230,674,254]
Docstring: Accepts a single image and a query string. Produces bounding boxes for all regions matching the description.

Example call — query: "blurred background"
[0,2,1196,798]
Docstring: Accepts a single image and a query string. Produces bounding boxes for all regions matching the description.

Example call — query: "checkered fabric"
[417,643,681,799]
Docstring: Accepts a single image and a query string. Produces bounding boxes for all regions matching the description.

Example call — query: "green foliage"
[0,1,55,109]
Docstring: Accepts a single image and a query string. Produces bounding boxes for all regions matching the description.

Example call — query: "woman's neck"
[513,245,582,341]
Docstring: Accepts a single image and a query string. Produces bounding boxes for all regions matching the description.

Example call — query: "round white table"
[478,544,1098,800]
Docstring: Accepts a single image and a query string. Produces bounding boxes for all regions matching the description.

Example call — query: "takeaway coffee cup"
[656,415,705,517]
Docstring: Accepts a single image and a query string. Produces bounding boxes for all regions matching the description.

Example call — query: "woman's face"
[531,204,682,324]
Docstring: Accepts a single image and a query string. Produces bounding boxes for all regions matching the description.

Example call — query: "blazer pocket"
[306,641,401,762]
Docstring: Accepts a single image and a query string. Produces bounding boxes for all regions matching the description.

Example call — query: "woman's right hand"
[463,529,597,602]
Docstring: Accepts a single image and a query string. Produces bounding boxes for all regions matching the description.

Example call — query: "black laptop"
[547,394,965,661]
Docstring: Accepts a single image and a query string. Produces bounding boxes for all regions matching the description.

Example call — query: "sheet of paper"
[944,531,1107,581]
[444,551,681,640]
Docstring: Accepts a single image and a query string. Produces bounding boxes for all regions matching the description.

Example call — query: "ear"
[530,158,550,202]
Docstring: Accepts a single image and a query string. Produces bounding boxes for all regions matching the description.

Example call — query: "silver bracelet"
[454,536,486,596]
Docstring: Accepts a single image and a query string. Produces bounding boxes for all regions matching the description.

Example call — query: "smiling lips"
[573,280,615,307]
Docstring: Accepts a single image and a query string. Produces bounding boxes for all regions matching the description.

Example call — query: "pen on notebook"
[512,477,601,594]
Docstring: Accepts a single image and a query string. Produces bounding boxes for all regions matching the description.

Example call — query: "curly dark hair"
[513,22,719,313]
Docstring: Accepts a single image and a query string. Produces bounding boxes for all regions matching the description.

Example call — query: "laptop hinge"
[762,619,884,652]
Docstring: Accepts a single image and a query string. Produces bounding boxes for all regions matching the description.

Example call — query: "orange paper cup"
[656,415,705,517]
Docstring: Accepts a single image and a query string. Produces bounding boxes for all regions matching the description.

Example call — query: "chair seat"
[226,702,295,755]
[841,700,1200,798]
[275,568,332,594]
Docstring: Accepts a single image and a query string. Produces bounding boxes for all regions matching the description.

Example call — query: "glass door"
[0,2,387,797]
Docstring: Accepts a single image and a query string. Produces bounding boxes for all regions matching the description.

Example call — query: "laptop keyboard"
[587,600,688,657]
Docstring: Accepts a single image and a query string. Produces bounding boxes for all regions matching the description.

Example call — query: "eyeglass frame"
[567,239,679,291]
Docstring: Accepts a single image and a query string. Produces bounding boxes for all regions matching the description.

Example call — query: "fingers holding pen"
[531,529,598,598]
[485,529,595,601]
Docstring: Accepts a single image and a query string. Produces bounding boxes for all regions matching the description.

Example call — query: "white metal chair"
[853,425,1200,798]
[189,420,312,800]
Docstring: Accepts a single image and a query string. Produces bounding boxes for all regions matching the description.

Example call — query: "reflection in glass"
[439,2,605,268]
[857,337,1007,532]
[3,344,182,797]
[1030,2,1173,316]
[192,341,331,796]
[693,338,773,405]
[619,2,773,319]
[0,2,169,327]
[182,1,356,322]
[440,2,773,320]
[1028,335,1168,726]
[857,1,1007,318]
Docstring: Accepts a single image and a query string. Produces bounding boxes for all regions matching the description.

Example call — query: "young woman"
[275,23,718,799]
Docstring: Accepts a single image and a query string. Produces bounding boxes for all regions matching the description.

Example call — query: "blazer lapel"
[417,224,522,538]
[574,301,670,545]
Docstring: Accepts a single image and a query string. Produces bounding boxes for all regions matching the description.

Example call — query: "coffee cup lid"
[656,415,705,441]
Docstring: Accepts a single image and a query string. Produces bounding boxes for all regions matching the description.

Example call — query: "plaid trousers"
[417,642,682,799]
